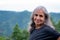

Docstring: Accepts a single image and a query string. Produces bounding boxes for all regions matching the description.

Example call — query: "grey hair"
[28,6,55,32]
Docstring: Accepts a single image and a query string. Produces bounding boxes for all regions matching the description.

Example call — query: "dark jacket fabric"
[29,24,60,40]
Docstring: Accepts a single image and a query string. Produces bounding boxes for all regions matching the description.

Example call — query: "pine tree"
[50,17,56,27]
[22,29,29,40]
[56,20,60,32]
[11,23,29,40]
[0,36,6,40]
[51,17,60,32]
[12,24,22,40]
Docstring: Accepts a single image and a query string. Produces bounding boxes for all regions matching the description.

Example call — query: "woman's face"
[33,10,45,26]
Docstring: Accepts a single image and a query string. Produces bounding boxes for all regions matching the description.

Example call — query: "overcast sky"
[0,0,60,12]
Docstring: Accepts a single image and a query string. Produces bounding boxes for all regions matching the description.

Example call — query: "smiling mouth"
[36,20,42,23]
[36,21,40,23]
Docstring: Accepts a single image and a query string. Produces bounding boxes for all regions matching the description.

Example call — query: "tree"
[50,17,56,27]
[56,20,60,32]
[51,17,60,32]
[11,23,29,40]
[12,24,22,40]
[0,36,6,40]
[21,29,29,40]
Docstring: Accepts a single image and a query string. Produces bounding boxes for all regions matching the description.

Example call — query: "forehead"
[34,9,44,15]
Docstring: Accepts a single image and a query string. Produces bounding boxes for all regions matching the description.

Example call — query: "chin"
[36,23,41,25]
[36,23,44,25]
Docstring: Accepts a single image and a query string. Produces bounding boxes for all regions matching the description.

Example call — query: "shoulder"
[44,24,60,37]
[42,24,53,31]
[43,24,57,34]
[43,24,54,31]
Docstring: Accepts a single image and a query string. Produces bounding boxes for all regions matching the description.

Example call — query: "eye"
[34,14,38,16]
[39,15,43,17]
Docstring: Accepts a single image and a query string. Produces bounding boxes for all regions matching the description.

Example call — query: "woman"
[29,6,60,40]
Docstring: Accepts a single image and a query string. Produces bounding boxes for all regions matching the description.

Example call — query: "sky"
[0,0,60,12]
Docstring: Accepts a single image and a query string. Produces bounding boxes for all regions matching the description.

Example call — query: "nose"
[36,16,40,20]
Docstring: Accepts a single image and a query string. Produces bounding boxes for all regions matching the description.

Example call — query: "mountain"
[50,12,60,23]
[0,10,60,36]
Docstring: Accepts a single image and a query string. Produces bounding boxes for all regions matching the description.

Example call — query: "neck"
[35,24,43,29]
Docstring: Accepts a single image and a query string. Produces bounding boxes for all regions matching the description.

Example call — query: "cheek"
[41,17,45,22]
[33,16,36,20]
